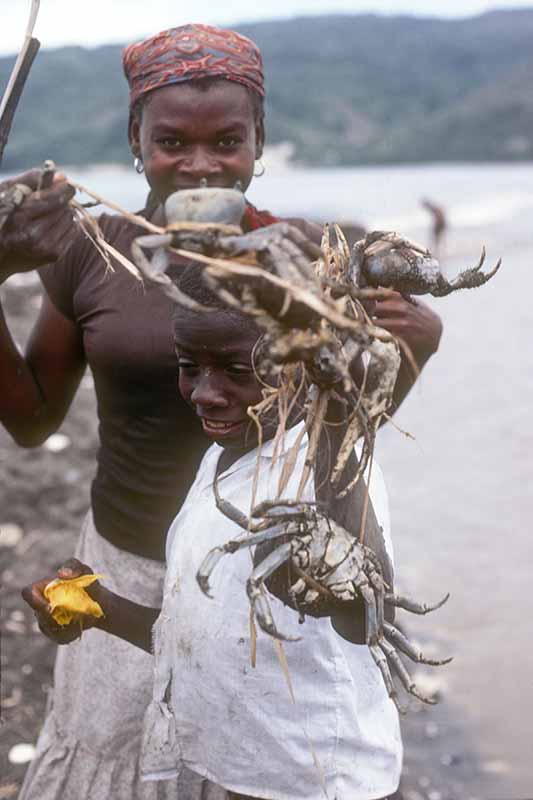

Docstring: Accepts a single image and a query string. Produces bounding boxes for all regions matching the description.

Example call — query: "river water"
[6,161,533,797]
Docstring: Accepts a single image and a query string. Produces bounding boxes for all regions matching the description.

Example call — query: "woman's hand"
[0,169,77,281]
[21,557,103,645]
[373,291,443,366]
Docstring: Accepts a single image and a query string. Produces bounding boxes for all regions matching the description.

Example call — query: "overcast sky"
[2,0,533,56]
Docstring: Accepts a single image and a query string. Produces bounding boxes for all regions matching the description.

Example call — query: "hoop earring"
[134,157,144,174]
[253,159,265,178]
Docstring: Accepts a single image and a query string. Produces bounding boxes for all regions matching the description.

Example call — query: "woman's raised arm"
[0,293,86,446]
[0,170,86,445]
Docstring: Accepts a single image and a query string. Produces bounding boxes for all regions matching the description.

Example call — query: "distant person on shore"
[1,23,442,800]
[421,197,447,258]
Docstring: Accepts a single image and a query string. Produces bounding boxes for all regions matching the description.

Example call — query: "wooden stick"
[0,0,41,164]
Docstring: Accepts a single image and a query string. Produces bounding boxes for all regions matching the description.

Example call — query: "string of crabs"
[73,181,500,710]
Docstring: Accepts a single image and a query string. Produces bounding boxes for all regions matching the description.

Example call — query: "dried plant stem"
[70,200,143,279]
[358,444,376,547]
[68,181,163,234]
[249,608,257,669]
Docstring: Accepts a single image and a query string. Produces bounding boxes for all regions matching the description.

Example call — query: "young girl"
[7,23,437,800]
[23,267,404,800]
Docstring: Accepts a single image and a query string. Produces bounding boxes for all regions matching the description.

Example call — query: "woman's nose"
[182,147,221,181]
[190,371,229,409]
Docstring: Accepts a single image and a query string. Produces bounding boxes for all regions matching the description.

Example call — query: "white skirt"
[19,511,228,800]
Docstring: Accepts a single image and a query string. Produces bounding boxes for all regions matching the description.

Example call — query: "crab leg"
[368,644,405,714]
[252,499,313,516]
[196,524,290,597]
[247,542,301,641]
[379,638,437,705]
[353,577,381,646]
[297,385,330,499]
[213,477,252,531]
[383,622,453,666]
[330,406,370,489]
[366,562,387,632]
[131,234,212,312]
[213,475,276,533]
[331,336,399,490]
[285,224,322,262]
[260,243,311,287]
[274,236,318,280]
[384,591,450,615]
[334,420,374,499]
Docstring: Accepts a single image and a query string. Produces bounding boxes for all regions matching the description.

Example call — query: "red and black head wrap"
[123,23,265,110]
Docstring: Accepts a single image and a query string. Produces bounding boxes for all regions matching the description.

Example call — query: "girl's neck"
[215,445,251,478]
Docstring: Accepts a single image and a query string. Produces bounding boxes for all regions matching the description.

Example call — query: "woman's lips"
[200,418,246,437]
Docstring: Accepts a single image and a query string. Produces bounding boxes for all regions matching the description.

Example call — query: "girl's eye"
[177,358,197,370]
[225,363,253,375]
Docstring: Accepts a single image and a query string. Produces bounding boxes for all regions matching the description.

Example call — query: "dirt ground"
[1,277,484,800]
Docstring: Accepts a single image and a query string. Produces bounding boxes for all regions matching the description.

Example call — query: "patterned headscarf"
[123,24,265,109]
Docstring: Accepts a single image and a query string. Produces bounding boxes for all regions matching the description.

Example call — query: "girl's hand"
[0,170,77,280]
[21,558,102,645]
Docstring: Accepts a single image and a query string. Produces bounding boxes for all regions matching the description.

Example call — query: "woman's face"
[130,81,264,204]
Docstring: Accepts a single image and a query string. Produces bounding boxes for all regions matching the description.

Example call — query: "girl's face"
[130,81,264,204]
[175,311,263,451]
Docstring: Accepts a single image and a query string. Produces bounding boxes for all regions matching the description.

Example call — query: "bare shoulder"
[282,217,323,246]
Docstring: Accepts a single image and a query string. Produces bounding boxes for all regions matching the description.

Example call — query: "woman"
[1,23,442,800]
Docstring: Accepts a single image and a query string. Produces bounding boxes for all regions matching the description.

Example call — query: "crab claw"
[248,579,301,643]
[409,684,439,705]
[246,539,301,642]
[434,248,502,296]
[423,591,450,613]
[196,546,227,597]
[468,246,502,283]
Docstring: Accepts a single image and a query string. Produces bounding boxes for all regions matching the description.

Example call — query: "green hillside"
[1,9,533,169]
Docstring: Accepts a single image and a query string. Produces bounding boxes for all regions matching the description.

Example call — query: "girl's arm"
[21,559,160,654]
[97,589,160,653]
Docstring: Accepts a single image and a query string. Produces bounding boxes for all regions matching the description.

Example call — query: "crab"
[131,187,402,498]
[0,181,32,232]
[196,477,452,711]
[130,183,322,313]
[132,189,500,502]
[350,230,501,297]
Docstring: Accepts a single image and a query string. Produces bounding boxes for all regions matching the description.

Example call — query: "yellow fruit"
[44,574,104,626]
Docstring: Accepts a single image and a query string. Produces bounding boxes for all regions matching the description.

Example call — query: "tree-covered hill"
[1,9,533,170]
